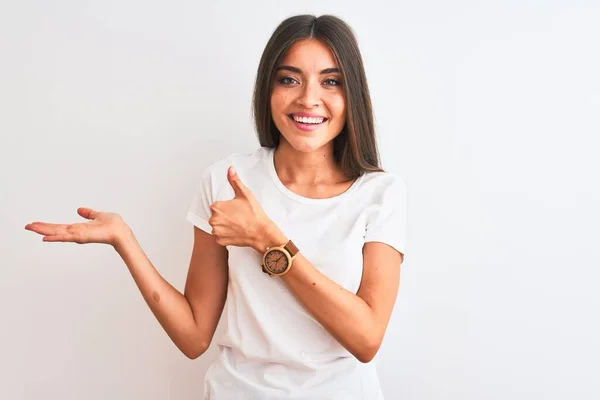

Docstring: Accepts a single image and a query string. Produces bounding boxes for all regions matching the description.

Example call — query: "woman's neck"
[273,141,347,185]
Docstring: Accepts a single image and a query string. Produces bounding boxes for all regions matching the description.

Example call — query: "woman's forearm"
[254,228,384,363]
[284,254,382,363]
[113,231,207,358]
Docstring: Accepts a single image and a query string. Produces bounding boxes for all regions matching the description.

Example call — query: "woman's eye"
[278,76,298,85]
[323,78,341,86]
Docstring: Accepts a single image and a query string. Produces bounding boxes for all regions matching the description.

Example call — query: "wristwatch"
[261,240,300,277]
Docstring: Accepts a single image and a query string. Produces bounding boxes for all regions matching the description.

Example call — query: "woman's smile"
[288,112,329,131]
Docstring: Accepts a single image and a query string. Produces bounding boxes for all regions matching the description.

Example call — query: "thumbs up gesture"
[208,166,279,252]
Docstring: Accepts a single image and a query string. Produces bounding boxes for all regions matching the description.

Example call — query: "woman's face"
[270,39,346,153]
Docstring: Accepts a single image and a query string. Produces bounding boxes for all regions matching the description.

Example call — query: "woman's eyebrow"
[275,65,340,74]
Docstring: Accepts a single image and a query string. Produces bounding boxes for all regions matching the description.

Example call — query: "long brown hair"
[252,14,384,179]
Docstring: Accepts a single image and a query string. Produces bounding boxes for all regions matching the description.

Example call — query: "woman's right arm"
[25,208,227,359]
[115,225,228,359]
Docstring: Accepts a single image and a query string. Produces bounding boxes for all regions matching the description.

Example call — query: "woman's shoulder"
[201,147,271,175]
[358,169,407,196]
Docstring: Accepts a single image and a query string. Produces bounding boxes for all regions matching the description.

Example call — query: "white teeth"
[293,115,325,124]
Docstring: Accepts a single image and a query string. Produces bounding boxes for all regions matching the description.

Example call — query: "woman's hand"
[24,207,131,247]
[209,166,281,252]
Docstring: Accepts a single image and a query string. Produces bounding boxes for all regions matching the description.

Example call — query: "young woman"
[25,14,407,400]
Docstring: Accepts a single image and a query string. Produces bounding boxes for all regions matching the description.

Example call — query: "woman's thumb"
[77,207,98,220]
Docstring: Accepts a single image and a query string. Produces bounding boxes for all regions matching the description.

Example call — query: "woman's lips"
[288,115,328,132]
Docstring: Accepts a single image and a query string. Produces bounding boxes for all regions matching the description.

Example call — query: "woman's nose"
[296,81,321,108]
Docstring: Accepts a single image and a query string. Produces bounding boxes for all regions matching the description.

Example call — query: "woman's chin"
[281,134,334,153]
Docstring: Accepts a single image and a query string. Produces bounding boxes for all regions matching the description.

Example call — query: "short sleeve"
[186,153,239,234]
[186,167,214,234]
[364,177,408,255]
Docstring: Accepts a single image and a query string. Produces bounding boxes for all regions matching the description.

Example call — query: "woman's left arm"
[254,226,403,364]
[210,166,403,363]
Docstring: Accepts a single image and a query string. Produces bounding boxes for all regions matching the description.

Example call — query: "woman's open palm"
[24,207,128,247]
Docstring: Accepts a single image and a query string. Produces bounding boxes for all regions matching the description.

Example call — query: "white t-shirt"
[186,146,407,400]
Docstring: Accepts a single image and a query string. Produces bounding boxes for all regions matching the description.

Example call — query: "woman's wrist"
[112,223,136,253]
[253,221,288,254]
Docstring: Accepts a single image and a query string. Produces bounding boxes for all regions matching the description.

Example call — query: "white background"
[1,1,599,399]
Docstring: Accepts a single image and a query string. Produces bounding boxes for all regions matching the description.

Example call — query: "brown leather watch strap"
[284,240,299,257]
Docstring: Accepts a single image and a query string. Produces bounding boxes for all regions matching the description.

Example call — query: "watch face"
[265,249,289,274]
